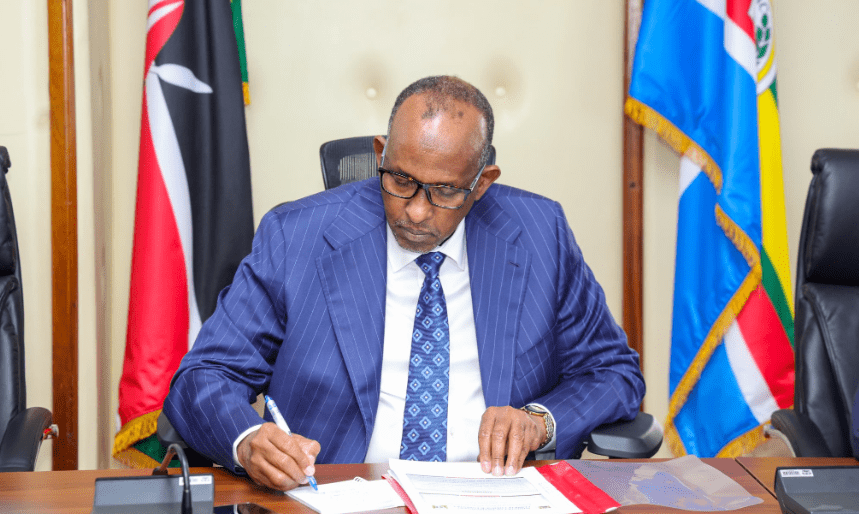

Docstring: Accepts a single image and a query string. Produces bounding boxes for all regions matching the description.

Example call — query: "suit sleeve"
[532,203,645,459]
[163,210,287,470]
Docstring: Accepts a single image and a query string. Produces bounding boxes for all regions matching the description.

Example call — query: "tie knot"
[416,252,445,278]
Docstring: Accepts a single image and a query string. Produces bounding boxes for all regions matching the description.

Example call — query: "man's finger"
[490,416,510,476]
[297,436,321,477]
[503,418,527,475]
[508,411,542,474]
[477,410,496,473]
[255,456,300,491]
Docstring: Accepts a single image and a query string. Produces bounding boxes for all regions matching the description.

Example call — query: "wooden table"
[0,464,389,514]
[736,456,858,497]
[0,459,783,513]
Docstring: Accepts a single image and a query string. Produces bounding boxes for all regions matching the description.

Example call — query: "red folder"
[383,474,419,514]
[535,461,620,514]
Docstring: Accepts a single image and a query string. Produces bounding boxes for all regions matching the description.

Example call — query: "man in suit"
[164,75,645,491]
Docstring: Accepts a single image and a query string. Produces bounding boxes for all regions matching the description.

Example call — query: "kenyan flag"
[113,0,253,467]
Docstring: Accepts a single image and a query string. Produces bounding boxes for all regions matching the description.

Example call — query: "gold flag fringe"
[715,205,760,269]
[112,409,161,458]
[113,446,163,469]
[668,422,768,459]
[717,424,767,458]
[624,97,723,193]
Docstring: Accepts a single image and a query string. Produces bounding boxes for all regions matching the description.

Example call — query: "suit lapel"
[466,193,530,408]
[316,184,387,443]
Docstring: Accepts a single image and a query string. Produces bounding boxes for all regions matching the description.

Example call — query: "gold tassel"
[717,424,766,457]
[113,446,163,469]
[624,97,723,192]
[112,409,161,457]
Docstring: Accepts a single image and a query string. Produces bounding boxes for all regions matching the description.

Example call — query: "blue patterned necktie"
[400,252,450,461]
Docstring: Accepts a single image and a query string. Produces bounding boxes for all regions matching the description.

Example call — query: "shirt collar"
[387,218,467,273]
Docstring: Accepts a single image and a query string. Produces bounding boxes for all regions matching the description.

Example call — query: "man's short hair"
[387,76,495,170]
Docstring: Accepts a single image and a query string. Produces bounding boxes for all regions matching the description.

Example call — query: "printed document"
[388,459,582,514]
[286,476,405,514]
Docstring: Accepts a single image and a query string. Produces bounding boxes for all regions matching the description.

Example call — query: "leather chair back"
[0,146,26,445]
[319,136,496,190]
[794,148,859,457]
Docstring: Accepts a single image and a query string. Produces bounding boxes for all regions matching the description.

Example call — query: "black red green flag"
[113,0,254,467]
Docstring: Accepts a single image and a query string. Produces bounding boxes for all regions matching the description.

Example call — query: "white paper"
[286,477,405,514]
[388,459,581,514]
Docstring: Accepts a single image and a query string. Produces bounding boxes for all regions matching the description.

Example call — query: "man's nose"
[404,187,433,223]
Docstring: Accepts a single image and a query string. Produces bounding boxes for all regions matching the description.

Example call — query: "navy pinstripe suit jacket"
[164,178,645,469]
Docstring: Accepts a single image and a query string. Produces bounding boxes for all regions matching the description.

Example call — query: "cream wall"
[3,1,857,469]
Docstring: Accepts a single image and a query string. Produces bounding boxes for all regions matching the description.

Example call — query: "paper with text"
[388,459,582,514]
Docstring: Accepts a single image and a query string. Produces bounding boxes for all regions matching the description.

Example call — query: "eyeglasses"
[378,163,485,210]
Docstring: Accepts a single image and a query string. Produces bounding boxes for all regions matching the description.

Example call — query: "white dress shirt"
[365,219,487,462]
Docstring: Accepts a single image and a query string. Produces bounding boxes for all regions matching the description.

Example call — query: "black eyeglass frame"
[377,163,485,210]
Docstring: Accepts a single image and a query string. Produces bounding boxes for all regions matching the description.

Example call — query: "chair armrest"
[0,407,52,472]
[586,411,663,458]
[157,411,214,467]
[156,411,188,449]
[769,408,832,457]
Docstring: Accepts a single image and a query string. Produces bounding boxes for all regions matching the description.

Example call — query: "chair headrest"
[801,149,859,286]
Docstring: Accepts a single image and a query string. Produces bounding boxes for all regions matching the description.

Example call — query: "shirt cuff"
[232,424,264,467]
[527,402,557,451]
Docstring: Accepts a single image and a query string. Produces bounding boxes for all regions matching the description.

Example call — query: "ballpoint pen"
[264,394,319,491]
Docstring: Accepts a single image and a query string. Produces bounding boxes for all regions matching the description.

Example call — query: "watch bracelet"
[520,406,553,450]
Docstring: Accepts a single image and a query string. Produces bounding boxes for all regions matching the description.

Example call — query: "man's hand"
[478,406,546,476]
[236,422,321,491]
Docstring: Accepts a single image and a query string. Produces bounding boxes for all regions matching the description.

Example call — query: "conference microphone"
[153,444,193,514]
[92,444,215,513]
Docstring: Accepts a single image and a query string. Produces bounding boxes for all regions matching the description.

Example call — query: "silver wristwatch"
[520,404,555,450]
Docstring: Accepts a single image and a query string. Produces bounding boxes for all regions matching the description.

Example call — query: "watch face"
[525,405,547,415]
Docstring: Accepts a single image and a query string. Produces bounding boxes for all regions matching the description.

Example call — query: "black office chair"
[319,136,497,190]
[768,149,859,458]
[0,146,53,472]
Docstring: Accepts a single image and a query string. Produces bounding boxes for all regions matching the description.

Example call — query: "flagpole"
[48,0,79,470]
[623,0,645,390]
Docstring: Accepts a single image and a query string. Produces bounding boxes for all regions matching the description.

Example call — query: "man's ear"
[473,165,501,201]
[373,136,387,167]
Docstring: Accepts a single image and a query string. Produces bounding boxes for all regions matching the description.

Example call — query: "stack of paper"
[385,460,620,514]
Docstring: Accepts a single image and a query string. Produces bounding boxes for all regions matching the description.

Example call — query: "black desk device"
[774,466,859,514]
[92,444,214,514]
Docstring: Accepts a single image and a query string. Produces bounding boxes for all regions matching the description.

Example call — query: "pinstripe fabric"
[164,178,644,469]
